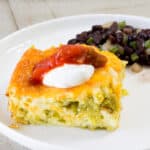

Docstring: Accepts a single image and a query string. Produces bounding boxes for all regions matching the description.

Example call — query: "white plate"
[0,14,150,150]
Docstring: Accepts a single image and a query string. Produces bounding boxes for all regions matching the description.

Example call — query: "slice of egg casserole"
[6,44,126,130]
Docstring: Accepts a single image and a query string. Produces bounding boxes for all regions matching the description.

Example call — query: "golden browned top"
[7,45,124,99]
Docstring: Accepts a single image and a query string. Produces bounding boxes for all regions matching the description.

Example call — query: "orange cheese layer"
[7,45,124,99]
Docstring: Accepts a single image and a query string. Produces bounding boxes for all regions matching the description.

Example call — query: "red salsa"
[30,44,107,84]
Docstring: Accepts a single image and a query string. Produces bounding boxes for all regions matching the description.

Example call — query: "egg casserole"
[6,44,126,130]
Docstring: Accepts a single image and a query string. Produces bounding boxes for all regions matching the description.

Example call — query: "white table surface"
[0,0,150,149]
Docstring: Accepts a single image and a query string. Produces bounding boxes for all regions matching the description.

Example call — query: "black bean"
[116,32,123,44]
[144,29,150,38]
[136,38,144,54]
[109,34,117,44]
[123,26,134,34]
[76,32,88,42]
[147,56,150,65]
[124,55,130,61]
[102,28,109,39]
[68,39,78,44]
[128,33,137,41]
[92,31,102,44]
[109,22,118,33]
[124,46,133,55]
[137,30,148,40]
[92,25,103,32]
[67,21,150,66]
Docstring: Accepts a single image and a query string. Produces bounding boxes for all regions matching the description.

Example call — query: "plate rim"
[0,13,150,45]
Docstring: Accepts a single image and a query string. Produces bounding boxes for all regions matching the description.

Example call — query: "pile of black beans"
[68,21,150,65]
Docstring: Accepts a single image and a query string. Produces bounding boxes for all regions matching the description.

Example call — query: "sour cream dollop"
[42,64,94,88]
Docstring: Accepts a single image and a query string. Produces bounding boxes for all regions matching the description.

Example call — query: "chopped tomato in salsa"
[30,44,107,84]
